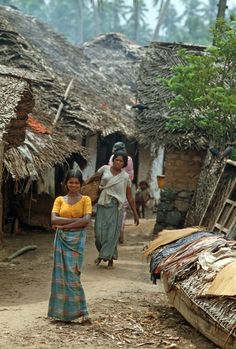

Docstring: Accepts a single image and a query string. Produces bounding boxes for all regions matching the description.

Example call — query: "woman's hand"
[51,212,77,226]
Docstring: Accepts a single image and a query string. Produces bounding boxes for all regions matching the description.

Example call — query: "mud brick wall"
[164,150,204,191]
[153,150,206,235]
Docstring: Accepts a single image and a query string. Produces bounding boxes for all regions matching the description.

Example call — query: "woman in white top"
[108,142,134,244]
[87,150,139,268]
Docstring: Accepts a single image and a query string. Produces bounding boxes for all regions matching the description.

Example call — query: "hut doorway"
[96,133,138,184]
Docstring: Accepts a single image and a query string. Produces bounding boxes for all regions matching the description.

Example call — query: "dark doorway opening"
[96,133,138,185]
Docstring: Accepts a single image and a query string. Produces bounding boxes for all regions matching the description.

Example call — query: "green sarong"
[95,198,122,260]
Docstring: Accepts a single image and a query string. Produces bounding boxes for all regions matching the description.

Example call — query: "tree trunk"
[0,143,4,244]
[76,0,84,44]
[91,0,100,36]
[133,0,139,42]
[213,0,228,45]
[217,0,227,18]
[152,0,170,41]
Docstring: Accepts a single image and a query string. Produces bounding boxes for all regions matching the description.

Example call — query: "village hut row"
[0,5,149,237]
[0,5,235,242]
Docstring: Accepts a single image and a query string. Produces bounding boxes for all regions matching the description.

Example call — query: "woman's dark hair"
[113,150,128,168]
[64,169,83,184]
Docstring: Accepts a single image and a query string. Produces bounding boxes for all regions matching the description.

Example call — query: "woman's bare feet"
[94,258,101,266]
[80,315,92,325]
[108,259,113,268]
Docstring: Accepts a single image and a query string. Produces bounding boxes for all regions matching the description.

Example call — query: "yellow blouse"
[52,196,92,218]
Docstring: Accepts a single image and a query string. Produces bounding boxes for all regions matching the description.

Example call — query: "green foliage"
[163,20,236,147]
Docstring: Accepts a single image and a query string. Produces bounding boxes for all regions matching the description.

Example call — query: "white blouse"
[97,165,131,208]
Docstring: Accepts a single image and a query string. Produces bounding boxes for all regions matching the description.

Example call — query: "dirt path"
[0,219,217,349]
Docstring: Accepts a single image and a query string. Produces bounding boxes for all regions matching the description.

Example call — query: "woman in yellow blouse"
[48,169,92,324]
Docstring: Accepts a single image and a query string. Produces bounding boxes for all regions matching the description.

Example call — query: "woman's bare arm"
[51,213,79,225]
[126,187,139,226]
[54,214,91,229]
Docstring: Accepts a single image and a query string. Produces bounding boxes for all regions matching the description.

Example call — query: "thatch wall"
[200,160,236,230]
[185,156,225,227]
[136,42,208,152]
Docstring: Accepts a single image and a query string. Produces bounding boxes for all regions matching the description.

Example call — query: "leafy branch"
[161,19,236,148]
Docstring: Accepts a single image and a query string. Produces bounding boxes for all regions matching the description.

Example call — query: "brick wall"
[164,150,205,191]
[153,149,206,235]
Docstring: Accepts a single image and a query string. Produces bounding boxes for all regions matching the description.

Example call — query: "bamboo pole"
[52,78,74,127]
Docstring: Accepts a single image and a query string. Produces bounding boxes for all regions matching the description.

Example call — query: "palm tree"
[107,0,126,32]
[133,0,139,42]
[152,0,171,41]
[160,3,182,42]
[201,0,218,26]
[90,0,101,36]
[73,0,84,44]
[178,0,210,44]
[127,0,149,42]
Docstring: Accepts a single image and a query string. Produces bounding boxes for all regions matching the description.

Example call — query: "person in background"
[87,150,139,268]
[135,180,151,218]
[48,169,92,324]
[108,142,134,243]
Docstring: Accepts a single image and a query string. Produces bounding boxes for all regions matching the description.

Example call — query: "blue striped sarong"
[48,229,88,321]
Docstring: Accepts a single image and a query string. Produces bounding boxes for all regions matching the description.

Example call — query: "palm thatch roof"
[136,42,208,151]
[0,6,144,139]
[4,128,87,179]
[0,69,87,180]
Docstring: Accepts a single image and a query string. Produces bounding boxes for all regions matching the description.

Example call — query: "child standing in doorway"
[135,181,151,218]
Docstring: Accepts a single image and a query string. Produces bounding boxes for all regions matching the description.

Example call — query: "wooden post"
[0,143,4,243]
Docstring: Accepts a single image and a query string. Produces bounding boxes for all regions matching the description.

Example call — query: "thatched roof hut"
[0,68,87,180]
[0,6,144,139]
[136,42,208,151]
